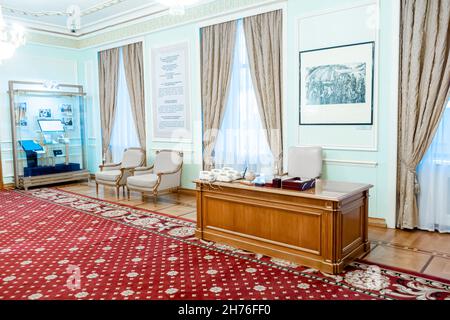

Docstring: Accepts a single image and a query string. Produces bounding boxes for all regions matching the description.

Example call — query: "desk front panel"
[196,183,370,274]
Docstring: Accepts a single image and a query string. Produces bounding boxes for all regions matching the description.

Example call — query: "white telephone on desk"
[216,172,234,182]
[199,171,216,182]
[199,168,243,183]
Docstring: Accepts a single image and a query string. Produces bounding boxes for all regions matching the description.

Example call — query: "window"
[417,100,450,232]
[110,48,140,163]
[213,19,274,174]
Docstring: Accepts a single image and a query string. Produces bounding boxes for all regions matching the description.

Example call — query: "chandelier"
[156,0,200,16]
[0,5,26,64]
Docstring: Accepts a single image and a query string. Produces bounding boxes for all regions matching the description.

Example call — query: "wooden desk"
[195,180,373,274]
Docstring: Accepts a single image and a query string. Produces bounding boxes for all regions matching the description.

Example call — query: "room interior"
[0,0,449,302]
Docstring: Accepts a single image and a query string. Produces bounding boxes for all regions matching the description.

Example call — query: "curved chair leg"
[96,183,99,195]
[153,191,158,204]
[116,186,120,199]
[141,192,145,202]
[122,186,126,197]
[127,187,130,200]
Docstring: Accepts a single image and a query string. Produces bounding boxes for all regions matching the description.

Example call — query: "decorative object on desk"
[272,177,282,188]
[38,108,52,118]
[315,178,323,193]
[299,42,375,125]
[254,176,266,187]
[273,162,280,178]
[60,104,73,115]
[244,170,256,182]
[282,178,316,192]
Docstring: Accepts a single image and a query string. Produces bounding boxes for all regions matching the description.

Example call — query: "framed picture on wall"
[299,41,375,125]
[151,41,191,141]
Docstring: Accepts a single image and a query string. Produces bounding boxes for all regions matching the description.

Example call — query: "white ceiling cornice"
[0,0,176,37]
[5,3,169,37]
[6,0,279,49]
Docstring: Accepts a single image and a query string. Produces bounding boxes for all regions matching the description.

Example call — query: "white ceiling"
[0,0,209,37]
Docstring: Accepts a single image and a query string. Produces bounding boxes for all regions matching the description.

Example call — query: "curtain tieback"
[400,159,420,194]
[400,159,417,175]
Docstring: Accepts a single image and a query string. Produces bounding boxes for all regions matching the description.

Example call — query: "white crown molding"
[3,1,168,38]
[1,1,213,38]
[79,2,167,35]
[3,2,165,37]
[5,0,275,49]
[80,0,281,49]
[5,16,71,36]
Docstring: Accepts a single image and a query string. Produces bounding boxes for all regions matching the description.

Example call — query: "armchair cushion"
[127,174,158,189]
[122,148,145,168]
[154,151,183,174]
[95,170,122,182]
[127,150,183,196]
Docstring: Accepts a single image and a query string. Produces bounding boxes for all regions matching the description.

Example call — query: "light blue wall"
[0,0,399,228]
[76,50,102,173]
[0,43,81,183]
[285,0,399,228]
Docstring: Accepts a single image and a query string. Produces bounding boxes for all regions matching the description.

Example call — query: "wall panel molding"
[323,158,378,168]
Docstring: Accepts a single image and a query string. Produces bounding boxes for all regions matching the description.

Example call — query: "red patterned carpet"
[0,189,449,300]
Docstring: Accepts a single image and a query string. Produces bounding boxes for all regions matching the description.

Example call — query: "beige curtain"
[201,20,237,170]
[122,42,146,151]
[397,0,450,229]
[243,10,284,174]
[98,48,120,163]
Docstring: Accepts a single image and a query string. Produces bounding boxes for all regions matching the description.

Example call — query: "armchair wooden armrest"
[120,167,139,174]
[133,165,155,176]
[156,163,183,177]
[99,162,122,171]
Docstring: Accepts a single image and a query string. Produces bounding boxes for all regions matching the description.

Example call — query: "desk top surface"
[194,180,373,202]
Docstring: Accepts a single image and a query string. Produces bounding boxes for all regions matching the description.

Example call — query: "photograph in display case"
[61,104,73,115]
[15,102,27,126]
[62,117,73,130]
[38,108,52,118]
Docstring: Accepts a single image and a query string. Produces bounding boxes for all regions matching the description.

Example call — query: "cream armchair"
[126,150,183,201]
[95,148,146,198]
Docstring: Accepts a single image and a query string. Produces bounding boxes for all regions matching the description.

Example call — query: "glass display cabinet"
[8,80,90,190]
